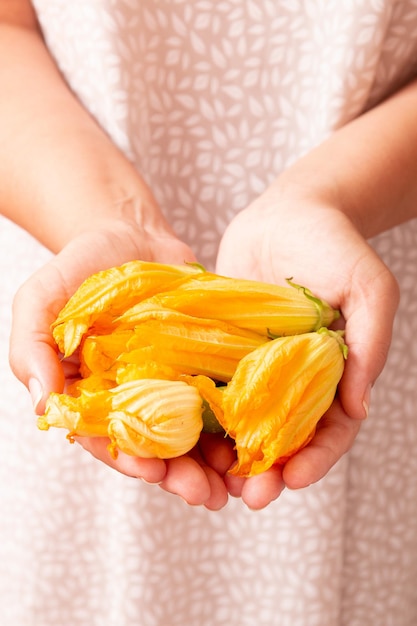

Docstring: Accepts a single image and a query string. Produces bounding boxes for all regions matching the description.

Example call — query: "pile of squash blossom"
[38,261,346,477]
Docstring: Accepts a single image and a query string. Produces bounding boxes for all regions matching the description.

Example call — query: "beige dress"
[1,1,417,624]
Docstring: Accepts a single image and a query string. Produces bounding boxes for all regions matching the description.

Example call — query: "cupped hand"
[216,181,399,504]
[9,218,232,510]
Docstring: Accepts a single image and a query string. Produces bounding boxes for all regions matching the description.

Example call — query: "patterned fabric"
[1,1,417,624]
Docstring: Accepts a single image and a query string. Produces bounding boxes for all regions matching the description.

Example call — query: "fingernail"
[362,384,372,419]
[29,378,43,413]
[141,478,163,485]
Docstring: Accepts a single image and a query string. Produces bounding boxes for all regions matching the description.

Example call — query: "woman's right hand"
[8,218,237,510]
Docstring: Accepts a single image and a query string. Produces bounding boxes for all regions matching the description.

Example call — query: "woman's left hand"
[215,177,399,507]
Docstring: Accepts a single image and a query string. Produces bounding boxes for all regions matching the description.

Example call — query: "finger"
[159,456,211,505]
[240,465,285,510]
[187,440,229,509]
[339,251,399,419]
[75,436,167,483]
[199,435,248,500]
[224,474,246,498]
[198,432,236,476]
[282,397,361,490]
[200,466,229,511]
[9,269,66,413]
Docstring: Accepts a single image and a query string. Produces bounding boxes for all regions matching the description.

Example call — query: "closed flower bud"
[38,379,204,459]
[132,273,339,339]
[107,379,203,458]
[220,329,347,477]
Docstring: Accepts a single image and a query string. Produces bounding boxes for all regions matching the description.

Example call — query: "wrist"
[277,77,417,239]
[273,153,370,240]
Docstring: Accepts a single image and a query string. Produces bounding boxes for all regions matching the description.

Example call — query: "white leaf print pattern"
[2,0,417,624]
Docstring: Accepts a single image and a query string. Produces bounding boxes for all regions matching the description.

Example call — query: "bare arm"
[277,76,417,238]
[0,0,171,251]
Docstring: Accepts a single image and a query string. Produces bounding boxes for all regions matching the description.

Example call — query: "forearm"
[0,5,159,253]
[279,77,417,238]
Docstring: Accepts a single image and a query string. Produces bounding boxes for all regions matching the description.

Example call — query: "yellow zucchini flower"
[220,329,347,477]
[81,306,267,383]
[128,273,339,339]
[38,378,204,459]
[52,260,204,357]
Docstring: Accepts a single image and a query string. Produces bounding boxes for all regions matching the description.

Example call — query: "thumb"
[9,271,66,414]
